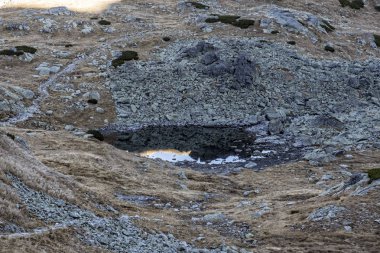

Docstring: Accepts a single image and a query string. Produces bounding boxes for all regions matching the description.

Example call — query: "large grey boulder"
[0,83,35,120]
[233,54,257,88]
[308,205,346,221]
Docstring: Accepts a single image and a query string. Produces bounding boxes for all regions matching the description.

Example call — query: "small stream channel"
[104,125,304,173]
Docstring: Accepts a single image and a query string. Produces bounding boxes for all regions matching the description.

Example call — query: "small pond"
[104,125,304,171]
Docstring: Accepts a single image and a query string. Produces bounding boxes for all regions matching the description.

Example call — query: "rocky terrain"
[0,0,379,252]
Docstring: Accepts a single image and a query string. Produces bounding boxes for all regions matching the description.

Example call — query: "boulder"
[233,54,256,88]
[308,205,346,221]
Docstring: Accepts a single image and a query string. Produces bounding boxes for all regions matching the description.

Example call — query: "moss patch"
[6,133,15,140]
[112,51,139,68]
[374,34,380,47]
[368,168,380,182]
[87,99,98,105]
[0,45,37,56]
[162,36,171,42]
[350,0,364,9]
[187,2,209,9]
[320,20,335,33]
[86,130,104,141]
[15,46,37,54]
[339,0,364,9]
[0,49,23,56]
[324,45,335,52]
[98,20,111,26]
[205,15,254,29]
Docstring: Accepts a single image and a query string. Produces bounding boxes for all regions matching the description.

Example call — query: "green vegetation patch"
[112,50,139,68]
[162,36,171,42]
[339,0,364,9]
[15,46,37,54]
[320,20,335,33]
[6,133,15,140]
[368,168,380,182]
[187,1,209,9]
[205,15,254,29]
[87,99,98,104]
[350,0,364,9]
[374,34,380,47]
[0,49,23,56]
[86,130,104,141]
[98,20,111,26]
[0,45,37,57]
[324,45,335,52]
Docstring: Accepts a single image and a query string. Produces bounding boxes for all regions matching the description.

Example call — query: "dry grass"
[1,127,379,252]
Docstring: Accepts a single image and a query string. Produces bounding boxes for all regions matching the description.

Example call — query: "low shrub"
[368,168,380,182]
[374,34,380,47]
[112,51,139,68]
[98,20,111,26]
[324,45,335,52]
[15,46,37,54]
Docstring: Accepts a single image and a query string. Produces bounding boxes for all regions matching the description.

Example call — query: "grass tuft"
[368,168,380,182]
[324,45,335,52]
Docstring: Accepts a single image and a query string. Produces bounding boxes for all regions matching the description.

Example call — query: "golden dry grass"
[1,127,379,252]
